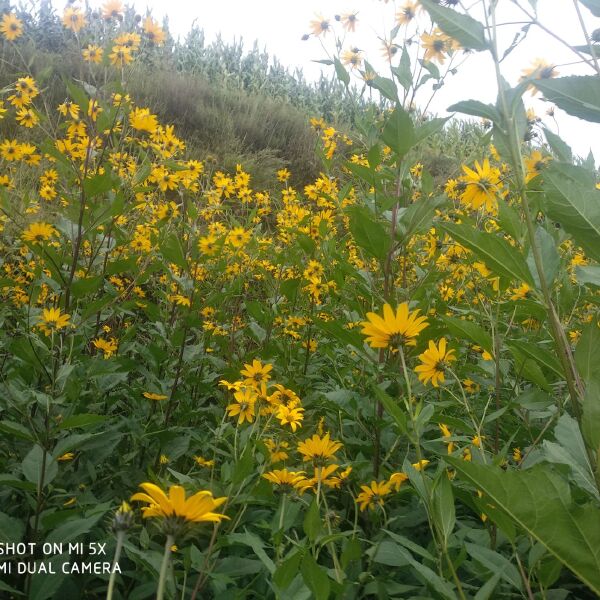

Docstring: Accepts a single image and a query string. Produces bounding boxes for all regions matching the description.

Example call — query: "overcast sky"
[56,0,600,160]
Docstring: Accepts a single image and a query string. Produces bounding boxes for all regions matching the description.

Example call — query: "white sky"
[60,0,600,160]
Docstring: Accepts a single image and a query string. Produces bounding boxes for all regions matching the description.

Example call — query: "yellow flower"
[412,459,430,471]
[421,29,453,64]
[263,469,307,493]
[109,44,133,67]
[520,58,558,94]
[22,222,57,243]
[227,227,251,248]
[38,307,71,335]
[143,391,168,401]
[277,168,290,182]
[1,140,23,161]
[92,337,118,359]
[276,405,304,432]
[309,14,330,37]
[360,303,429,349]
[240,359,273,386]
[143,17,165,45]
[524,150,550,183]
[101,0,123,20]
[340,12,358,32]
[63,7,86,32]
[193,456,215,468]
[396,2,418,25]
[459,159,502,212]
[356,480,392,511]
[57,452,75,462]
[1,13,23,41]
[82,45,103,64]
[439,423,455,453]
[341,48,363,69]
[131,482,228,523]
[510,283,532,301]
[388,472,408,491]
[129,107,158,133]
[297,432,342,464]
[414,338,456,387]
[513,447,522,463]
[226,387,257,424]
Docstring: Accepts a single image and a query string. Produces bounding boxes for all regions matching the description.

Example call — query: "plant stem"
[106,531,124,600]
[156,535,174,600]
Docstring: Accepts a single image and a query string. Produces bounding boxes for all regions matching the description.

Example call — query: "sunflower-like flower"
[37,307,71,336]
[356,480,392,511]
[459,159,502,212]
[263,469,307,493]
[414,338,456,387]
[240,359,273,387]
[297,432,342,465]
[0,13,23,41]
[360,303,429,349]
[22,222,57,243]
[131,483,228,526]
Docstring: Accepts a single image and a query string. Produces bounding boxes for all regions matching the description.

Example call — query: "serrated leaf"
[303,500,321,542]
[334,57,350,86]
[22,445,57,487]
[446,457,600,595]
[448,100,500,122]
[542,166,600,262]
[346,206,390,261]
[534,76,600,123]
[370,76,398,102]
[440,222,534,286]
[439,315,493,353]
[542,415,598,500]
[420,0,488,50]
[580,0,600,17]
[382,105,415,157]
[543,128,572,162]
[301,553,330,600]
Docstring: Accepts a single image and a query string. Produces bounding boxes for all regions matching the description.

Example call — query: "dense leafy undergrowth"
[0,1,600,599]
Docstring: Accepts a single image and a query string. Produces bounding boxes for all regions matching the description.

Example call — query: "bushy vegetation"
[0,1,599,600]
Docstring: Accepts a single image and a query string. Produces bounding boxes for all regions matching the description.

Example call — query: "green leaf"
[534,76,600,123]
[440,222,534,286]
[446,457,600,595]
[439,315,493,353]
[575,320,600,383]
[392,47,412,90]
[346,206,391,261]
[303,500,321,542]
[543,128,572,162]
[301,553,330,600]
[371,540,410,566]
[59,414,108,429]
[397,196,444,241]
[465,543,522,590]
[273,550,302,590]
[382,105,415,157]
[420,0,488,50]
[448,100,500,122]
[576,265,600,287]
[579,0,600,18]
[228,530,275,574]
[333,57,350,86]
[45,514,104,545]
[83,171,117,198]
[0,511,25,543]
[497,201,525,240]
[507,340,563,378]
[414,117,450,145]
[542,414,599,500]
[509,346,551,391]
[0,420,35,441]
[582,379,600,452]
[542,166,600,262]
[527,227,560,288]
[431,473,455,547]
[22,445,57,487]
[373,385,409,437]
[160,234,187,269]
[370,76,399,102]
